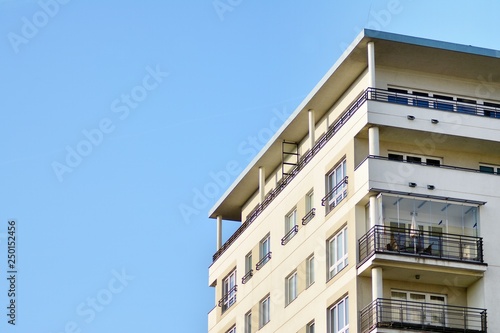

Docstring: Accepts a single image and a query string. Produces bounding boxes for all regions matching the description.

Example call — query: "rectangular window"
[285,271,298,305]
[222,270,237,312]
[244,311,252,333]
[226,325,236,333]
[328,227,348,279]
[285,209,297,233]
[328,295,349,333]
[483,101,500,118]
[259,295,270,328]
[306,255,315,287]
[412,91,429,107]
[306,190,314,212]
[307,321,315,333]
[256,234,271,270]
[326,159,347,212]
[457,97,476,114]
[480,164,500,174]
[388,87,408,104]
[391,290,446,325]
[242,252,253,284]
[434,94,454,111]
[388,151,442,166]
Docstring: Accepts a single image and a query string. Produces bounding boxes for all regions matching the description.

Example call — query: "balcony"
[360,298,487,333]
[359,225,484,265]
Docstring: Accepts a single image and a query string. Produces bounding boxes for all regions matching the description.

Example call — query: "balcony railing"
[359,225,484,265]
[241,270,253,284]
[301,208,316,225]
[218,285,237,312]
[212,87,500,263]
[321,176,348,214]
[255,252,272,270]
[370,87,500,118]
[281,225,298,245]
[360,298,487,333]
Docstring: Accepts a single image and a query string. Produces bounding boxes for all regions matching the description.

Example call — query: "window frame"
[222,269,237,312]
[259,295,271,328]
[307,320,315,333]
[226,325,236,333]
[326,159,347,210]
[388,151,442,166]
[328,295,349,333]
[327,226,348,280]
[306,255,315,288]
[479,163,500,174]
[244,311,252,333]
[285,271,298,305]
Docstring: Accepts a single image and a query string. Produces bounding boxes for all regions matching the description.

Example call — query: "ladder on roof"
[282,141,299,177]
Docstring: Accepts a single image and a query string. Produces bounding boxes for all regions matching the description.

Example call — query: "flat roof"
[208,29,500,221]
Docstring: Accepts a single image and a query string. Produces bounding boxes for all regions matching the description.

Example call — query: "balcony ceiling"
[209,29,500,221]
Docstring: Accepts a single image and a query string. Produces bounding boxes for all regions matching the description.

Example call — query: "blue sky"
[0,0,500,332]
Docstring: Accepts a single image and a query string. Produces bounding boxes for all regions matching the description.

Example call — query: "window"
[226,325,236,333]
[391,290,446,325]
[387,151,441,167]
[282,209,298,245]
[306,255,315,287]
[259,295,270,328]
[328,226,348,279]
[256,234,271,270]
[244,311,252,333]
[457,97,476,114]
[328,296,349,333]
[306,190,314,212]
[285,271,297,305]
[307,321,315,333]
[326,159,347,212]
[388,87,408,104]
[242,252,253,284]
[479,164,500,174]
[483,101,500,118]
[222,270,237,312]
[434,94,454,111]
[412,91,429,107]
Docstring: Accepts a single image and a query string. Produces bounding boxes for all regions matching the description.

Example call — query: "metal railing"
[241,270,253,284]
[321,176,348,214]
[358,225,484,265]
[369,87,500,118]
[301,208,316,225]
[281,225,298,245]
[218,285,237,311]
[255,252,272,270]
[360,298,487,333]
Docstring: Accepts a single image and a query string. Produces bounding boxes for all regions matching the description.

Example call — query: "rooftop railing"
[358,225,484,266]
[360,298,487,333]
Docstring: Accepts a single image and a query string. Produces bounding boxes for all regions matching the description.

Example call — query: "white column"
[216,215,222,250]
[369,195,378,228]
[368,126,379,156]
[367,41,376,88]
[259,167,265,203]
[308,109,315,148]
[372,267,383,301]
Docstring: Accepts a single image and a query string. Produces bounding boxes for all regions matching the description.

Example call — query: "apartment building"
[207,29,500,333]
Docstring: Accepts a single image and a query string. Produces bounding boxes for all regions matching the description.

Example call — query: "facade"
[207,30,500,333]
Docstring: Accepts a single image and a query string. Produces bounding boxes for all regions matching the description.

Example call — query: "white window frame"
[479,163,500,174]
[306,255,315,287]
[328,295,349,333]
[285,271,298,305]
[245,252,252,274]
[307,321,315,333]
[259,295,270,328]
[259,234,271,267]
[388,150,442,166]
[244,311,252,333]
[328,226,348,279]
[222,270,237,311]
[285,209,297,233]
[226,325,236,333]
[306,190,314,212]
[327,160,347,209]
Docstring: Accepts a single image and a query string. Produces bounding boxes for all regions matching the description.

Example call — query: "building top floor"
[208,29,500,223]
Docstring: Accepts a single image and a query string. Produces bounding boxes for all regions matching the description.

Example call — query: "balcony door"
[391,290,446,326]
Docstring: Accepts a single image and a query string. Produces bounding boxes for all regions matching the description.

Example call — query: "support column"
[368,126,379,156]
[308,109,316,149]
[259,167,265,204]
[372,267,383,301]
[367,42,376,88]
[216,215,222,250]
